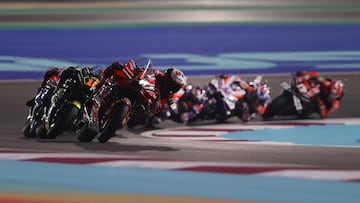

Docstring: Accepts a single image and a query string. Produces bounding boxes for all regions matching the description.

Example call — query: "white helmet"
[166,68,187,93]
[329,80,344,99]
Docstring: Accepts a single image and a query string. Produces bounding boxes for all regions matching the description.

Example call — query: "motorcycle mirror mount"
[280,82,291,90]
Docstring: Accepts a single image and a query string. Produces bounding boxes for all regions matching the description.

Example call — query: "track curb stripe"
[0,149,359,182]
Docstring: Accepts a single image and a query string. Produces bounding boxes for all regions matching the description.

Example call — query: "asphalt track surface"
[1,73,359,168]
[1,1,360,202]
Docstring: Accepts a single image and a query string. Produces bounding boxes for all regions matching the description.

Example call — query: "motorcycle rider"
[317,79,344,118]
[294,71,321,99]
[141,65,187,127]
[53,66,99,104]
[46,66,100,131]
[295,71,344,118]
[23,67,61,137]
[214,73,269,121]
[247,79,271,119]
[25,67,61,107]
[176,84,207,123]
[96,60,187,127]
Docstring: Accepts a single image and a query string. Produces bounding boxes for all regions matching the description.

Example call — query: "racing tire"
[77,122,98,142]
[198,101,216,121]
[35,122,47,139]
[97,102,129,143]
[29,119,44,138]
[47,104,79,139]
[22,121,34,137]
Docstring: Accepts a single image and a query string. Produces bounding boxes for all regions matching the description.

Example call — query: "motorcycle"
[36,74,98,139]
[23,79,59,138]
[173,84,208,124]
[262,74,319,120]
[126,84,208,127]
[125,87,186,129]
[190,74,270,123]
[78,60,157,143]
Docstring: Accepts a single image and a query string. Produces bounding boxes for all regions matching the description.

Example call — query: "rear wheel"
[97,102,130,143]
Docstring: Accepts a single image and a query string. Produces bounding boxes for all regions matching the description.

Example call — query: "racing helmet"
[165,68,187,94]
[47,67,61,86]
[81,66,92,77]
[329,80,344,99]
[257,83,270,101]
[194,86,205,97]
[44,67,61,78]
[218,73,229,79]
[50,67,61,74]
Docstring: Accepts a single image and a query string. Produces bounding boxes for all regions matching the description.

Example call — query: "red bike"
[77,60,157,143]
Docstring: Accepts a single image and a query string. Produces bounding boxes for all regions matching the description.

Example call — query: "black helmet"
[81,66,92,77]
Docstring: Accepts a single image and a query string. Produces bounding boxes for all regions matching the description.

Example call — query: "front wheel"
[97,102,130,143]
[22,120,33,137]
[35,122,47,139]
[47,104,79,139]
[77,122,98,142]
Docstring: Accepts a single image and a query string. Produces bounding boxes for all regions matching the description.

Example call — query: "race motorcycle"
[23,77,59,138]
[36,74,98,139]
[78,60,157,143]
[174,84,208,123]
[262,74,319,120]
[190,74,270,123]
[128,85,205,127]
[126,87,186,128]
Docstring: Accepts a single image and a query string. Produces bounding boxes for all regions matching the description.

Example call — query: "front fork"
[45,88,66,131]
[73,103,92,131]
[45,99,56,131]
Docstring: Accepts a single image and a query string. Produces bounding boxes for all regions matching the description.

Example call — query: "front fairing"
[207,76,246,111]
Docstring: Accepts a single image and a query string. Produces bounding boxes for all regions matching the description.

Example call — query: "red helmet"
[329,80,344,99]
[47,68,61,86]
[51,67,61,73]
[47,67,61,77]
